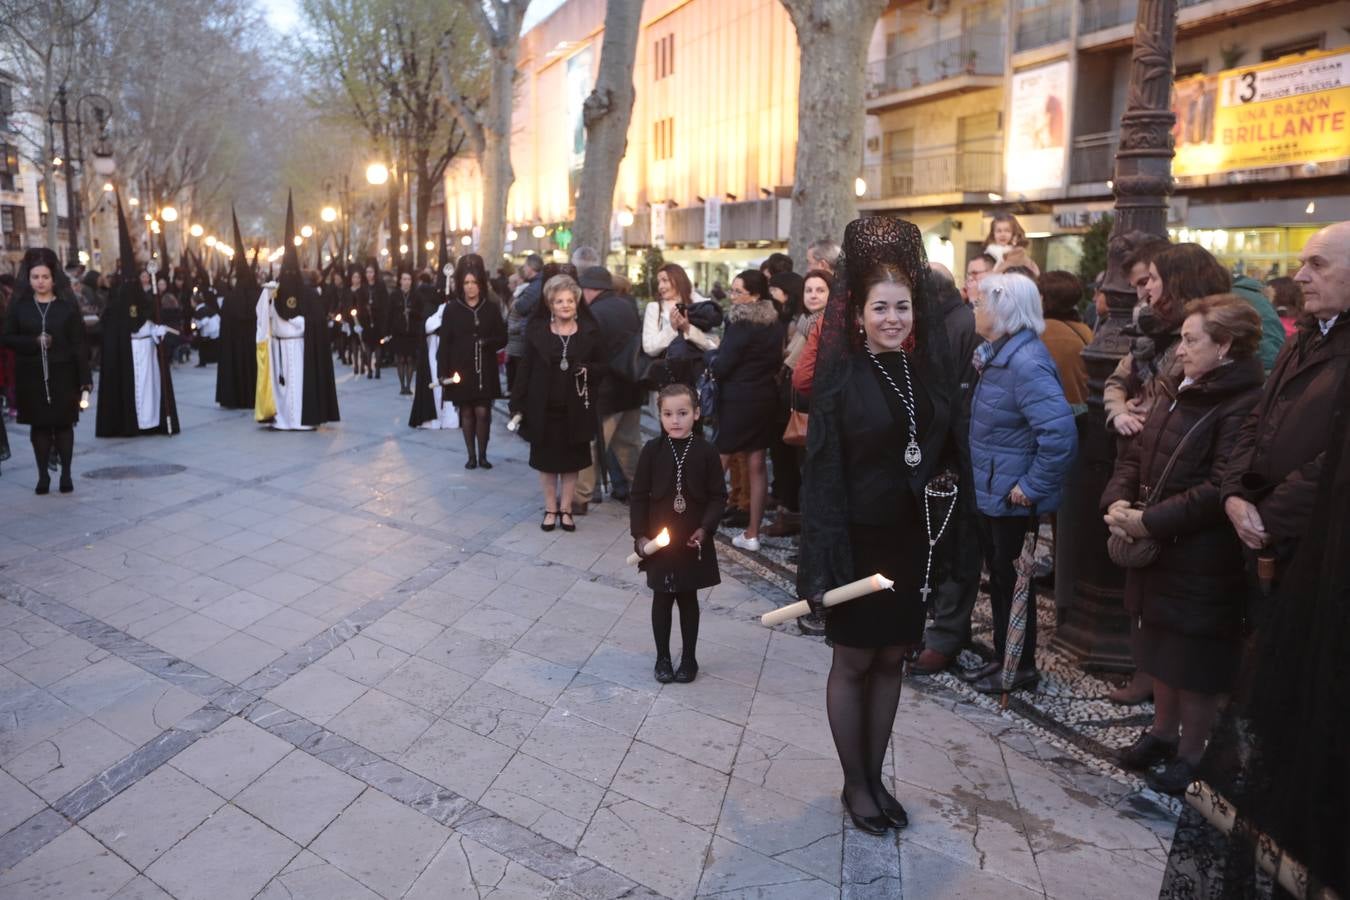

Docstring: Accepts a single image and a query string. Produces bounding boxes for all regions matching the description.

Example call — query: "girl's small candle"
[759,573,895,627]
[79,390,90,410]
[626,528,670,566]
[507,413,523,432]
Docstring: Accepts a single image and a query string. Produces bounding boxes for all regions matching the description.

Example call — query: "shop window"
[1261,35,1323,62]
[653,117,675,161]
[653,35,674,81]
[2,204,25,251]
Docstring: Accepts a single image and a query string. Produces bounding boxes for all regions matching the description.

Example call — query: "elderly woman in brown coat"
[1101,294,1265,795]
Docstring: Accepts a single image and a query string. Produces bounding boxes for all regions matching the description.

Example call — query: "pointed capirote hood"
[115,192,150,329]
[274,190,305,319]
[436,208,452,296]
[231,207,257,294]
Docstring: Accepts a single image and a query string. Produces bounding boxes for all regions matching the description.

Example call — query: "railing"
[1080,0,1138,32]
[1015,0,1072,51]
[1069,131,1118,184]
[863,146,1003,199]
[866,25,1005,99]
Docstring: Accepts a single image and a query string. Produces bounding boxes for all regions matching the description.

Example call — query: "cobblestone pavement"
[0,364,1176,899]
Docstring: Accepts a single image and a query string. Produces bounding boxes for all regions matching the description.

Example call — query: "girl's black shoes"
[559,512,576,532]
[541,510,557,532]
[673,658,698,683]
[654,657,675,683]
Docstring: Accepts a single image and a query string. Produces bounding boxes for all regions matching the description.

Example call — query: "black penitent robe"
[216,285,258,409]
[96,295,138,437]
[408,293,441,429]
[300,293,340,427]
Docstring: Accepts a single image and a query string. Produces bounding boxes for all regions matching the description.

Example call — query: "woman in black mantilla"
[439,253,507,468]
[510,273,606,530]
[1,248,93,494]
[797,217,958,835]
[389,269,421,395]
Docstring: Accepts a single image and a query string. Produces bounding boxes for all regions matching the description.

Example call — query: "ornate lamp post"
[1053,0,1179,670]
[46,87,114,265]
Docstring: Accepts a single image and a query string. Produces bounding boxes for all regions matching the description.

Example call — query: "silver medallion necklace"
[558,332,572,371]
[670,435,692,513]
[866,348,921,468]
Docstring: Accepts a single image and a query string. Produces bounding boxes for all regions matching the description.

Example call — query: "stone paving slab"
[0,365,1176,898]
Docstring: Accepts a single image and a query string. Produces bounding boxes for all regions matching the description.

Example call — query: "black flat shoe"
[840,791,889,836]
[959,659,1001,683]
[541,511,558,532]
[673,659,698,683]
[559,512,576,533]
[478,459,493,470]
[874,788,909,829]
[1146,758,1198,796]
[972,667,1039,695]
[35,479,50,496]
[465,458,478,470]
[59,474,73,494]
[654,657,674,684]
[1118,730,1179,772]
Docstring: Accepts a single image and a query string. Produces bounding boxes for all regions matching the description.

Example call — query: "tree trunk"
[414,149,433,269]
[572,0,642,260]
[781,0,885,269]
[478,49,516,269]
[386,162,401,271]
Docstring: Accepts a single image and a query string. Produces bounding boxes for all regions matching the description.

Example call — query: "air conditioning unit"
[925,0,949,14]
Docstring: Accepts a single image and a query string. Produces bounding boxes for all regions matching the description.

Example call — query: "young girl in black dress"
[630,383,727,684]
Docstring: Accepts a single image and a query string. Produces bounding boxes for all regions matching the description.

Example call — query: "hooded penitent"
[277,190,339,426]
[215,206,260,408]
[96,194,179,437]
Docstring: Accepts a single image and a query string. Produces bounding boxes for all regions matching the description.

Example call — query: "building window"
[1261,35,1323,62]
[653,35,674,80]
[653,117,674,161]
[0,80,12,130]
[2,204,25,251]
[0,142,17,192]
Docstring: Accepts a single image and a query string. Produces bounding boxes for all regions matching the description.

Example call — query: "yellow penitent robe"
[254,287,276,421]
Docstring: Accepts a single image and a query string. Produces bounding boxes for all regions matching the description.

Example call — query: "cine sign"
[1053,210,1107,229]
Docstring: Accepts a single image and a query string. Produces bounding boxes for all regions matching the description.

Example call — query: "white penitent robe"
[420,302,459,430]
[131,320,169,429]
[268,306,311,431]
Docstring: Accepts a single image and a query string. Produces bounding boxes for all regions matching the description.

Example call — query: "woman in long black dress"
[1,248,93,494]
[510,274,606,530]
[797,218,956,835]
[363,261,388,379]
[389,270,420,395]
[439,254,507,469]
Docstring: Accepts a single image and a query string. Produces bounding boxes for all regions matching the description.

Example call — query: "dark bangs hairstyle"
[454,253,490,302]
[1153,243,1231,327]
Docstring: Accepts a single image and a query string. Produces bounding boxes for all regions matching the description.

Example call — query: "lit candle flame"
[79,390,90,410]
[350,308,357,317]
[451,373,461,383]
[655,528,670,548]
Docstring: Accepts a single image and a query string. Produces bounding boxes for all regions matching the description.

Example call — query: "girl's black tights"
[652,590,699,662]
[459,404,492,462]
[826,644,908,819]
[30,426,72,486]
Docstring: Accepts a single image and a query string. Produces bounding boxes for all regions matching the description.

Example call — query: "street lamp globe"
[205,236,217,247]
[101,182,114,193]
[617,209,635,228]
[424,241,434,251]
[854,177,867,198]
[507,229,519,242]
[189,224,204,237]
[128,197,139,207]
[150,220,161,233]
[161,206,179,222]
[461,235,473,246]
[531,225,546,239]
[293,235,303,247]
[399,222,409,233]
[365,162,390,186]
[300,224,314,238]
[320,206,338,223]
[399,243,409,254]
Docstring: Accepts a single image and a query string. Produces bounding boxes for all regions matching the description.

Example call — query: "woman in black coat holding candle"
[510,274,606,530]
[1,248,92,494]
[439,254,507,469]
[631,382,727,683]
[797,218,957,835]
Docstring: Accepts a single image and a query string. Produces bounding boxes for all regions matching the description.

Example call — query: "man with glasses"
[963,252,997,303]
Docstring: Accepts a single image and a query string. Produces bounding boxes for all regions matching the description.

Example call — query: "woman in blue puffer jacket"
[965,273,1077,694]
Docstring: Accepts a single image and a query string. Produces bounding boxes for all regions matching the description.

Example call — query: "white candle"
[79,390,90,410]
[760,573,894,627]
[506,413,523,432]
[626,528,671,565]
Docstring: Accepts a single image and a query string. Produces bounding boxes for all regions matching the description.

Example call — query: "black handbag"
[610,332,667,389]
[1106,406,1218,569]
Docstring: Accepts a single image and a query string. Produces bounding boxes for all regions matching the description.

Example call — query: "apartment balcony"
[866,25,1005,111]
[861,145,1003,206]
[1014,0,1072,52]
[1080,0,1137,33]
[1069,131,1118,185]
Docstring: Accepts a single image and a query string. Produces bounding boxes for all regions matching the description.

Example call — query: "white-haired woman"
[965,273,1077,694]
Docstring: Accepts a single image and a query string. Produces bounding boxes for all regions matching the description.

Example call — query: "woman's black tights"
[826,644,907,818]
[652,590,699,663]
[458,403,492,462]
[31,426,72,486]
